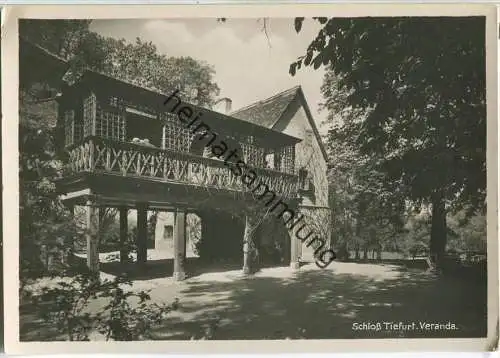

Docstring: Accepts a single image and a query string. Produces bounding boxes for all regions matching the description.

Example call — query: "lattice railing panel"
[65,137,298,199]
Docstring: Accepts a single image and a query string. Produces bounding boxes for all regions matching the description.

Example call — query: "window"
[298,168,308,190]
[162,112,194,151]
[163,225,173,240]
[74,122,83,144]
[298,168,313,192]
[95,110,126,141]
[83,93,96,137]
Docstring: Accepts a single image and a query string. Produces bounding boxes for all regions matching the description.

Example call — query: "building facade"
[231,87,332,261]
[21,38,331,278]
[156,86,332,263]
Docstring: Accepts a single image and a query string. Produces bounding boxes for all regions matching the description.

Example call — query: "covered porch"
[61,176,302,281]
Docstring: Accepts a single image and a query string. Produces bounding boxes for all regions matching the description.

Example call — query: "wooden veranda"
[56,70,303,280]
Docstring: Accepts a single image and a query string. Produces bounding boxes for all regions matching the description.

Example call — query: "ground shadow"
[85,253,295,281]
[97,258,249,280]
[20,261,487,341]
[151,264,487,340]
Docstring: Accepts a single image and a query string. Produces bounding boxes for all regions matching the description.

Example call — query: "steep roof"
[231,86,329,162]
[230,86,301,128]
[19,37,70,88]
[65,69,302,147]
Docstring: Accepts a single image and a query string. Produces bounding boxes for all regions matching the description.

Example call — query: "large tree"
[326,118,405,261]
[292,17,486,267]
[20,20,220,107]
[76,34,220,107]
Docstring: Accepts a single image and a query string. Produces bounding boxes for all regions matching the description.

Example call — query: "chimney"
[215,97,232,114]
[224,98,232,114]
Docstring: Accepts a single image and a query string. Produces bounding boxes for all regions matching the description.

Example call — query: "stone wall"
[154,212,176,251]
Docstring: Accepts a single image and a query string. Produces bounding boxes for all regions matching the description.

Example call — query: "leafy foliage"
[327,129,405,260]
[293,17,486,265]
[19,20,92,60]
[398,212,431,259]
[447,207,487,254]
[97,36,220,107]
[295,17,485,208]
[20,20,220,107]
[95,275,178,341]
[19,87,78,277]
[27,273,101,341]
[323,73,405,259]
[27,273,179,341]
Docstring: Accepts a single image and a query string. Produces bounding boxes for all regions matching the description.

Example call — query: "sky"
[90,18,329,133]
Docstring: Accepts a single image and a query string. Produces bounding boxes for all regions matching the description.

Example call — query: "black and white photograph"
[3,4,498,354]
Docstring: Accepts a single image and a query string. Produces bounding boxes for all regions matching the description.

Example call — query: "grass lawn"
[20,258,487,341]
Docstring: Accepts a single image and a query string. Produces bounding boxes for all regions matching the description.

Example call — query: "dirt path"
[20,260,487,341]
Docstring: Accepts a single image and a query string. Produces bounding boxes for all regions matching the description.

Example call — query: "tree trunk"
[339,243,349,261]
[363,247,368,260]
[429,192,447,269]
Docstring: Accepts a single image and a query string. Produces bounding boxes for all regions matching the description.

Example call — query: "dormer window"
[305,129,314,142]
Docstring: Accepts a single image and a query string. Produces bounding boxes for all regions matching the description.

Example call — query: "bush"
[28,272,102,341]
[27,272,179,341]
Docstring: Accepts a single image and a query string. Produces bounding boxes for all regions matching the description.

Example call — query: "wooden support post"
[173,209,186,281]
[86,202,100,273]
[243,214,259,275]
[201,213,209,251]
[280,222,291,265]
[298,239,303,262]
[290,235,300,270]
[136,204,148,265]
[119,207,128,263]
[66,203,75,216]
[63,203,75,266]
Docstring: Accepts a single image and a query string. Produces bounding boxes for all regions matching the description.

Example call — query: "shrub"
[28,272,179,341]
[29,272,102,341]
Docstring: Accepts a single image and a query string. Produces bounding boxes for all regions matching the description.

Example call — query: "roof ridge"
[229,85,301,115]
[294,89,330,162]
